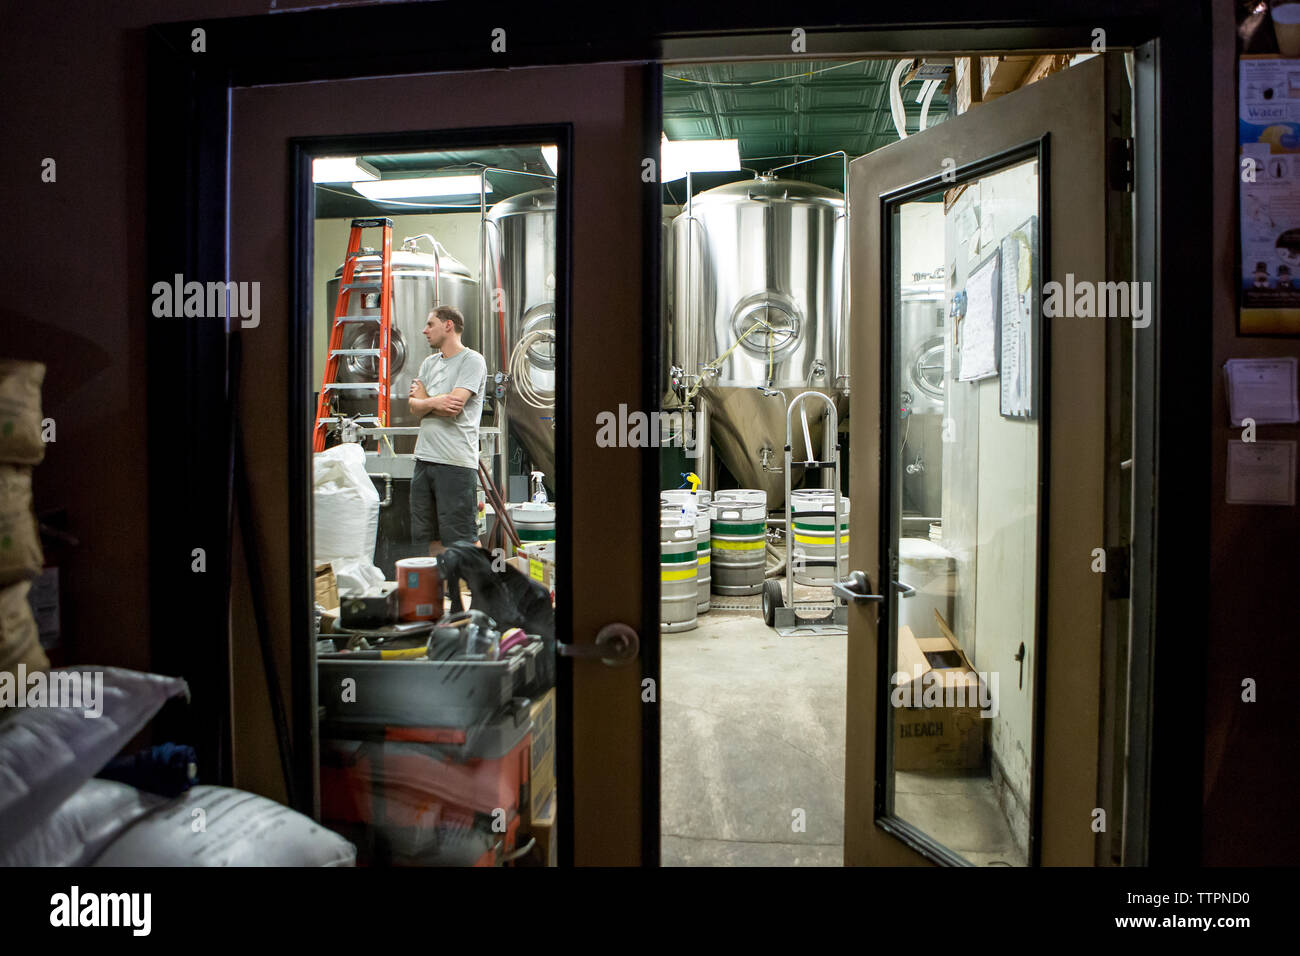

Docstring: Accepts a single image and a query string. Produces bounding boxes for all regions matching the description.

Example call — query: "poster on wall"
[1239,56,1300,335]
[957,248,1000,382]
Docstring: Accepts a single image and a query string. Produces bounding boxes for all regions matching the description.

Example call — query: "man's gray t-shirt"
[413,347,487,469]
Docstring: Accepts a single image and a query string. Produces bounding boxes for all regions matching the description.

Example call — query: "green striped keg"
[660,512,699,633]
[661,490,712,613]
[508,502,556,552]
[790,490,849,586]
[710,489,767,595]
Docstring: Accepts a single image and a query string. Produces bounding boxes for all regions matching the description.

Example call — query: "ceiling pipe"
[919,79,939,132]
[889,58,911,140]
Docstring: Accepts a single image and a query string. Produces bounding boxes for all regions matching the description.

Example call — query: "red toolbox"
[321,700,532,867]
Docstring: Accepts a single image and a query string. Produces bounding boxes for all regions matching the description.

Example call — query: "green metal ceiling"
[314,58,948,216]
[663,58,950,195]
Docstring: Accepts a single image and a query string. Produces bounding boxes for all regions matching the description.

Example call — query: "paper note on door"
[1224,357,1299,426]
[959,251,999,382]
[1226,440,1297,505]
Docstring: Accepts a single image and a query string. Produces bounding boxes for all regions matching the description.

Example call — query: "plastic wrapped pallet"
[0,360,46,465]
[0,581,48,681]
[0,465,43,587]
[313,443,380,579]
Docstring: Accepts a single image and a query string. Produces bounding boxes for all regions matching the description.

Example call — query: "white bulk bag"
[92,785,356,867]
[313,443,380,572]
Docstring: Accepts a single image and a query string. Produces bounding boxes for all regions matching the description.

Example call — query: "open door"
[843,55,1133,866]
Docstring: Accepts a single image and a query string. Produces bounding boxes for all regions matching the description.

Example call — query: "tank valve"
[811,359,826,378]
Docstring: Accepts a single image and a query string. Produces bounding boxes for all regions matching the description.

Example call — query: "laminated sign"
[1239,57,1300,334]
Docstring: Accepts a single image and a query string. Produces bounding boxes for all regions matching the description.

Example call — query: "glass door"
[843,54,1135,866]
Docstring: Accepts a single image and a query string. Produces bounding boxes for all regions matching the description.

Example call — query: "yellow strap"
[794,533,849,545]
[711,539,765,551]
[660,567,697,582]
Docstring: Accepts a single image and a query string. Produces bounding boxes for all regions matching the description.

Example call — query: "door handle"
[831,570,885,604]
[894,580,917,598]
[557,622,640,667]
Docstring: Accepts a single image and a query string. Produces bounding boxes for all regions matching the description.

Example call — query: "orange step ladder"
[313,217,394,453]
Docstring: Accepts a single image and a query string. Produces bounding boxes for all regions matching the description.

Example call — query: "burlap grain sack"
[0,465,43,586]
[0,582,49,684]
[0,360,46,465]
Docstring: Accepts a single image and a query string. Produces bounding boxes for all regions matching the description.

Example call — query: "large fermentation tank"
[672,176,847,502]
[484,186,557,485]
[326,236,480,437]
[899,285,945,520]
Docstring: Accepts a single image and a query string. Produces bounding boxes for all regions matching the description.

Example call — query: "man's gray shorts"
[410,459,479,548]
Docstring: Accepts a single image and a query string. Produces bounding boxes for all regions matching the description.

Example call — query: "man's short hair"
[431,305,465,334]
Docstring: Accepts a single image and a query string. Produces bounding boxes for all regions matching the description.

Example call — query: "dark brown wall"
[0,1,267,672]
[3,0,1293,865]
[1206,3,1300,866]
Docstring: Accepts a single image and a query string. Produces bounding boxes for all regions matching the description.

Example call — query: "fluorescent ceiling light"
[353,175,491,199]
[660,135,740,182]
[541,145,558,175]
[313,157,379,183]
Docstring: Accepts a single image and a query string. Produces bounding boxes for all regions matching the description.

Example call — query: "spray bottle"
[530,470,549,505]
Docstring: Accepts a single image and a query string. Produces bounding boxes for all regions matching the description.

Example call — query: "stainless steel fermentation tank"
[672,174,848,503]
[326,235,480,442]
[899,285,946,520]
[483,186,558,486]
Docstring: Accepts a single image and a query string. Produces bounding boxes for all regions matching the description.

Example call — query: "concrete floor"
[661,588,847,866]
[660,586,1023,866]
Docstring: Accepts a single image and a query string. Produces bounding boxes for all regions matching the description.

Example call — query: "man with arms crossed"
[407,305,487,555]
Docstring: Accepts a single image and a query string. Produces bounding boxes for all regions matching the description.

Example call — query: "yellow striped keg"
[710,489,767,595]
[790,490,849,586]
[660,512,699,633]
[661,490,712,613]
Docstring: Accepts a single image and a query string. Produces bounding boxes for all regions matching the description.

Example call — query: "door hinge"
[1105,545,1130,599]
[1108,137,1134,193]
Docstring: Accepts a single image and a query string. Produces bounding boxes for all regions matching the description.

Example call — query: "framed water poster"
[1239,55,1300,335]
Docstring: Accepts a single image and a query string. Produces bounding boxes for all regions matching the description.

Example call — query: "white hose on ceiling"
[889,58,912,139]
[919,79,939,132]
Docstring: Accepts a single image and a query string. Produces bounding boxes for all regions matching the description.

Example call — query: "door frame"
[872,137,1052,867]
[147,1,1209,867]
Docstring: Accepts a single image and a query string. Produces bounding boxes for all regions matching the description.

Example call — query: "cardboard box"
[519,542,556,593]
[520,792,557,867]
[954,56,981,114]
[980,54,1035,98]
[314,563,338,610]
[528,687,556,821]
[892,624,987,771]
